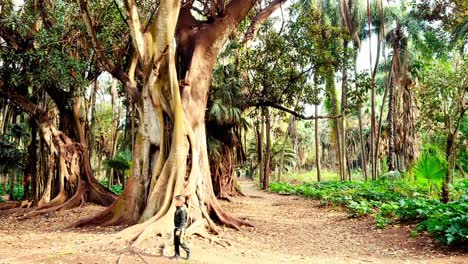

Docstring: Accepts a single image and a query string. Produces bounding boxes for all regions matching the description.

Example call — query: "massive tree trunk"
[72,0,255,245]
[211,144,243,198]
[0,82,116,217]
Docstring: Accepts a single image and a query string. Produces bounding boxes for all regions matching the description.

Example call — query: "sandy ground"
[0,178,466,264]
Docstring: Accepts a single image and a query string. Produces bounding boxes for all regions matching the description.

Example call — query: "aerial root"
[19,180,86,220]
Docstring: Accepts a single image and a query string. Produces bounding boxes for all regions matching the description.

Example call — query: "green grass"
[270,178,468,245]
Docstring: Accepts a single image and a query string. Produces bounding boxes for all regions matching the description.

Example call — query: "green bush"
[99,181,123,195]
[418,197,468,245]
[109,184,123,195]
[0,183,25,201]
[269,178,468,245]
[0,184,6,196]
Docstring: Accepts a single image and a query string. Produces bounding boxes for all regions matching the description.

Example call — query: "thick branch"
[0,24,32,50]
[243,0,287,48]
[123,0,146,60]
[0,81,45,118]
[253,102,342,120]
[208,0,257,42]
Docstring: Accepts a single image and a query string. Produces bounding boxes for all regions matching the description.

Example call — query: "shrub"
[418,197,468,245]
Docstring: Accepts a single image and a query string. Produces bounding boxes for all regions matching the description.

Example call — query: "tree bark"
[442,133,455,203]
[387,75,396,171]
[324,68,343,180]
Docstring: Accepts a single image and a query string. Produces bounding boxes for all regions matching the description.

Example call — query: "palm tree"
[103,150,132,187]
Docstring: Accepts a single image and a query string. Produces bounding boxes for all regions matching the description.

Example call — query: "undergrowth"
[270,179,468,245]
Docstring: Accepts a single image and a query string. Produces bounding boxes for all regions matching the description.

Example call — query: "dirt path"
[0,178,466,264]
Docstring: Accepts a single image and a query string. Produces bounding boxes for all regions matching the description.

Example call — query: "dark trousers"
[174,229,190,256]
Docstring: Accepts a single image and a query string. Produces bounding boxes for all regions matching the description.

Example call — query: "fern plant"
[411,145,446,197]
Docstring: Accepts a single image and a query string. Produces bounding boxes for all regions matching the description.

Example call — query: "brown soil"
[0,178,466,264]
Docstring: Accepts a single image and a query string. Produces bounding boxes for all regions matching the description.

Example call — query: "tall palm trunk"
[387,75,396,171]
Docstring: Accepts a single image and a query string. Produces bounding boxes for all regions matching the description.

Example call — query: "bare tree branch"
[253,102,342,120]
[77,0,140,101]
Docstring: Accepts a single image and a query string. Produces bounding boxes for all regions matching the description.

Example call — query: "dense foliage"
[0,183,24,201]
[270,179,468,245]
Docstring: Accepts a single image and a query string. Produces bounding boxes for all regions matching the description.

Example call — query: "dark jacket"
[174,206,188,231]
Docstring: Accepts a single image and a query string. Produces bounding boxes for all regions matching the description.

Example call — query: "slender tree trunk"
[9,173,14,201]
[442,108,466,202]
[278,114,295,182]
[263,107,271,190]
[386,30,398,173]
[278,130,290,182]
[442,133,455,203]
[357,108,368,180]
[315,104,321,182]
[23,119,37,200]
[387,75,396,171]
[258,111,265,188]
[87,80,98,160]
[366,0,377,180]
[375,42,390,176]
[341,40,349,181]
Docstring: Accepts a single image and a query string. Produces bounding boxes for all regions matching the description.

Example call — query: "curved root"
[20,180,86,219]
